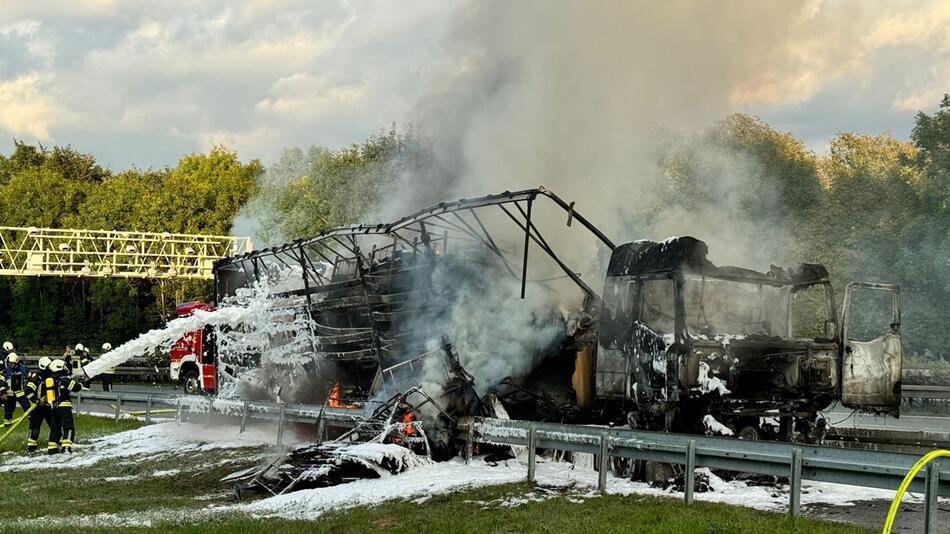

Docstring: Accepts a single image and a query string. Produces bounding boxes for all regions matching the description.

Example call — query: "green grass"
[0,410,142,454]
[1,414,264,524]
[1,448,257,521]
[0,482,873,534]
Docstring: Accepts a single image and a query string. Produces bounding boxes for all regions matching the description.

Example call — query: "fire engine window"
[790,283,832,339]
[682,275,788,337]
[638,278,675,333]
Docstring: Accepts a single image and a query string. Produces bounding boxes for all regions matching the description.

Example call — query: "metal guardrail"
[825,427,950,452]
[904,384,950,400]
[21,355,170,382]
[75,390,949,530]
[74,390,369,445]
[462,417,949,531]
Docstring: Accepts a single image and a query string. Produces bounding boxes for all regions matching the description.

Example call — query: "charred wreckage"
[209,187,903,494]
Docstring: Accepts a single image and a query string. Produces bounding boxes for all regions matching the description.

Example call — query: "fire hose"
[0,403,37,444]
[882,449,950,533]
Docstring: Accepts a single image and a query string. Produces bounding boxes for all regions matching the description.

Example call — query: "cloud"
[0,1,447,168]
[0,73,63,139]
[0,1,947,168]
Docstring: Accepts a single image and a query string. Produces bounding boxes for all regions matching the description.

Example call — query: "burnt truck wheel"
[645,461,675,487]
[182,370,200,395]
[611,457,645,480]
[737,425,761,441]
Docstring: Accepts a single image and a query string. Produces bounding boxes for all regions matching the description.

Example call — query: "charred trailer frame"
[593,237,902,441]
[210,187,612,422]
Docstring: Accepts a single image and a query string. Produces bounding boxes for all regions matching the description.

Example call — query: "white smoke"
[413,255,563,397]
[375,0,822,270]
[225,1,836,406]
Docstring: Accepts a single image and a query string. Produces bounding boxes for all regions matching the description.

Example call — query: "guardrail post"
[924,462,938,534]
[114,394,123,422]
[464,422,475,465]
[239,400,249,433]
[75,392,81,415]
[685,439,697,505]
[527,425,537,482]
[175,398,182,424]
[598,433,609,492]
[789,448,803,518]
[144,395,153,424]
[276,404,286,446]
[315,415,325,444]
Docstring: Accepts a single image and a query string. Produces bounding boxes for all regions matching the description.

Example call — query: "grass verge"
[2,481,873,534]
[1,412,265,523]
[0,410,142,454]
[1,415,874,533]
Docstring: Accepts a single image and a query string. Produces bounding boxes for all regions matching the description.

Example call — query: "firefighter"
[71,343,91,374]
[99,343,115,392]
[2,353,32,427]
[24,357,52,452]
[62,345,74,371]
[44,359,81,453]
[1,341,13,359]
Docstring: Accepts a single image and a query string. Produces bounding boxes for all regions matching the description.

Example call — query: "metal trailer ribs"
[211,188,614,401]
[214,187,613,301]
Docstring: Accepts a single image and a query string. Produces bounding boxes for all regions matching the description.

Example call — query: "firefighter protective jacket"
[40,374,82,407]
[56,375,83,408]
[1,363,30,396]
[66,352,90,374]
[25,370,50,402]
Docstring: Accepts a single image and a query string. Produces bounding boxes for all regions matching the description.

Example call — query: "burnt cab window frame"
[628,271,678,338]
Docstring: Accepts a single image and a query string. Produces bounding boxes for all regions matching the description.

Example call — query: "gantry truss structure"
[0,227,252,279]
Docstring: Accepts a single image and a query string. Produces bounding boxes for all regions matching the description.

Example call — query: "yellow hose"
[0,403,37,444]
[882,449,950,533]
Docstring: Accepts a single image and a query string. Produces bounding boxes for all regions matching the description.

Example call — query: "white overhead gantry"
[0,226,252,280]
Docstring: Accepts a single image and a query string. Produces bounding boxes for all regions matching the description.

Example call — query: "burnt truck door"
[840,282,902,415]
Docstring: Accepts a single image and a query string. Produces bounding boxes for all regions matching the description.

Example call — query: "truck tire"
[182,369,200,395]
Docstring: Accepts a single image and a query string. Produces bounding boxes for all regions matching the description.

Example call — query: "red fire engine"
[169,301,216,394]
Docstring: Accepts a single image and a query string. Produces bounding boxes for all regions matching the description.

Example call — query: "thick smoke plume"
[376,0,819,271]
[226,2,834,406]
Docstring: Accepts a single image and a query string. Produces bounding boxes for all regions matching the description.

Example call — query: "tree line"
[0,145,260,353]
[1,97,949,363]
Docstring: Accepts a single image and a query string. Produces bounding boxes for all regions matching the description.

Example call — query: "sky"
[0,0,948,170]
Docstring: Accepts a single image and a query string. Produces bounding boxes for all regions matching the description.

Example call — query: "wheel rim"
[184,376,199,394]
[738,425,760,441]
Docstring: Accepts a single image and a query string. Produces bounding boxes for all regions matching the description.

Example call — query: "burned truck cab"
[595,237,902,440]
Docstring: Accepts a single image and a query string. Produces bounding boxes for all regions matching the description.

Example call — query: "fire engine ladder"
[0,226,252,280]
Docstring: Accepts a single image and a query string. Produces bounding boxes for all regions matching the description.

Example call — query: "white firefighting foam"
[0,421,275,473]
[78,271,310,387]
[79,306,254,380]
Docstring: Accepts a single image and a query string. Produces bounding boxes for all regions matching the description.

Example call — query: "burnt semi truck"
[591,236,901,442]
[209,188,902,443]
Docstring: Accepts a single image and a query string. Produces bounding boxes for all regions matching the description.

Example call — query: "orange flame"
[328,383,359,409]
[401,411,417,436]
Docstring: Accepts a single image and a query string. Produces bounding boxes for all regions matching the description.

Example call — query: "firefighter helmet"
[102,342,112,351]
[2,341,12,352]
[6,353,18,364]
[75,343,86,353]
[49,359,66,373]
[38,356,52,370]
